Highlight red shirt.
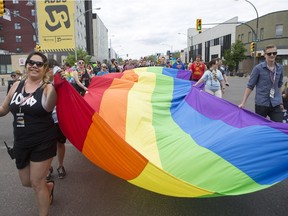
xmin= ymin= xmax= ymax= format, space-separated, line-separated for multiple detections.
xmin=190 ymin=62 xmax=206 ymax=81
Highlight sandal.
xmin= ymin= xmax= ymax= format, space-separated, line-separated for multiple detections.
xmin=47 ymin=180 xmax=55 ymax=205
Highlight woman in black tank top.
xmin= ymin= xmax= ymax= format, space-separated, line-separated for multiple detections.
xmin=0 ymin=51 xmax=63 ymax=216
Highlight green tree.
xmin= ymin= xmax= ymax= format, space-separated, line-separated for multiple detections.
xmin=224 ymin=40 xmax=246 ymax=73
xmin=65 ymin=48 xmax=91 ymax=66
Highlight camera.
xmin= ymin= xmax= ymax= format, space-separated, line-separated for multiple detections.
xmin=4 ymin=141 xmax=15 ymax=160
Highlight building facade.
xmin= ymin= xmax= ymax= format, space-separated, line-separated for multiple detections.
xmin=236 ymin=10 xmax=288 ymax=75
xmin=0 ymin=0 xmax=108 ymax=74
xmin=92 ymin=13 xmax=108 ymax=63
xmin=0 ymin=0 xmax=37 ymax=55
xmin=191 ymin=17 xmax=238 ymax=63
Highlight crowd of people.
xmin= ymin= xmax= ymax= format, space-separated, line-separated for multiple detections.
xmin=0 ymin=43 xmax=286 ymax=215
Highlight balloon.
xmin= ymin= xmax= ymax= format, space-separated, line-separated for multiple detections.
xmin=54 ymin=67 xmax=288 ymax=197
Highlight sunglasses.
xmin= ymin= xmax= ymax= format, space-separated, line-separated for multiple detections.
xmin=78 ymin=61 xmax=85 ymax=65
xmin=11 ymin=75 xmax=16 ymax=78
xmin=266 ymin=52 xmax=277 ymax=56
xmin=27 ymin=59 xmax=45 ymax=68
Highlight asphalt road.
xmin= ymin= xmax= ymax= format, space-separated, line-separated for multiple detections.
xmin=1 ymin=76 xmax=288 ymax=216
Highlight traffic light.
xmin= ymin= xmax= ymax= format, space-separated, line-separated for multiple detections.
xmin=250 ymin=42 xmax=255 ymax=52
xmin=196 ymin=19 xmax=202 ymax=32
xmin=0 ymin=0 xmax=5 ymax=17
xmin=35 ymin=44 xmax=41 ymax=52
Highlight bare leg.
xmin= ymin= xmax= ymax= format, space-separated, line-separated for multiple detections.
xmin=30 ymin=158 xmax=53 ymax=216
xmin=18 ymin=165 xmax=32 ymax=187
xmin=57 ymin=142 xmax=65 ymax=168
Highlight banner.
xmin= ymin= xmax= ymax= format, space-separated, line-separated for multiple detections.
xmin=37 ymin=1 xmax=75 ymax=52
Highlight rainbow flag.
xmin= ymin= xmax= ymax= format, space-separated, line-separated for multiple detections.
xmin=54 ymin=67 xmax=288 ymax=197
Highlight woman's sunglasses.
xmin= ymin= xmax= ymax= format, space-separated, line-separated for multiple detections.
xmin=27 ymin=59 xmax=45 ymax=68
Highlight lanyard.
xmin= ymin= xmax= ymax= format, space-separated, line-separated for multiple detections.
xmin=269 ymin=67 xmax=276 ymax=86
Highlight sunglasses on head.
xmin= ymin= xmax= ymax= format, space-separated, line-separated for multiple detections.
xmin=78 ymin=61 xmax=84 ymax=65
xmin=266 ymin=52 xmax=277 ymax=56
xmin=27 ymin=59 xmax=44 ymax=68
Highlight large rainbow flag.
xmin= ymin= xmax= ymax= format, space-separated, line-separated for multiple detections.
xmin=54 ymin=67 xmax=288 ymax=198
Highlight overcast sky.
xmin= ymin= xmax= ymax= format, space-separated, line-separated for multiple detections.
xmin=93 ymin=0 xmax=287 ymax=60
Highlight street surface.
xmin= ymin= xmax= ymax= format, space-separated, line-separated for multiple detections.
xmin=1 ymin=75 xmax=288 ymax=216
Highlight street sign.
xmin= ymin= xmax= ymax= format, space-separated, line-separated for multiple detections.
xmin=3 ymin=8 xmax=11 ymax=21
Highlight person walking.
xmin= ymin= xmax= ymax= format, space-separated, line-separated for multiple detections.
xmin=7 ymin=70 xmax=22 ymax=94
xmin=172 ymin=58 xmax=185 ymax=70
xmin=239 ymin=44 xmax=284 ymax=122
xmin=189 ymin=54 xmax=206 ymax=81
xmin=46 ymin=59 xmax=67 ymax=181
xmin=72 ymin=59 xmax=91 ymax=96
xmin=193 ymin=59 xmax=225 ymax=98
xmin=97 ymin=63 xmax=109 ymax=76
xmin=217 ymin=58 xmax=230 ymax=86
xmin=0 ymin=51 xmax=64 ymax=216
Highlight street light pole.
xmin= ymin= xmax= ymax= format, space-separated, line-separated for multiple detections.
xmin=178 ymin=33 xmax=193 ymax=63
xmin=235 ymin=0 xmax=259 ymax=66
xmin=109 ymin=35 xmax=115 ymax=60
xmin=160 ymin=43 xmax=173 ymax=53
xmin=74 ymin=7 xmax=101 ymax=61
xmin=12 ymin=12 xmax=38 ymax=45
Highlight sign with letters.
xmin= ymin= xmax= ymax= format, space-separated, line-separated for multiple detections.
xmin=37 ymin=0 xmax=75 ymax=52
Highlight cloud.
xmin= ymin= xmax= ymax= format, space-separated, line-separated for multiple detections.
xmin=94 ymin=0 xmax=287 ymax=59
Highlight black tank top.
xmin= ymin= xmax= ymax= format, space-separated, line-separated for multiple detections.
xmin=9 ymin=80 xmax=56 ymax=147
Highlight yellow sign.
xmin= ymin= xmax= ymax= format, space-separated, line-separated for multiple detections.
xmin=37 ymin=1 xmax=75 ymax=52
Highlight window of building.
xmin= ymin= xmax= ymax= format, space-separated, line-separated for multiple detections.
xmin=16 ymin=36 xmax=22 ymax=42
xmin=238 ymin=34 xmax=241 ymax=41
xmin=13 ymin=10 xmax=20 ymax=17
xmin=0 ymin=36 xmax=4 ymax=43
xmin=241 ymin=34 xmax=244 ymax=42
xmin=31 ymin=9 xmax=36 ymax=16
xmin=13 ymin=0 xmax=19 ymax=3
xmin=248 ymin=31 xmax=252 ymax=42
xmin=0 ymin=24 xmax=3 ymax=30
xmin=275 ymin=24 xmax=283 ymax=37
xmin=260 ymin=28 xmax=264 ymax=40
xmin=15 ymin=23 xmax=21 ymax=30
xmin=16 ymin=48 xmax=22 ymax=53
xmin=214 ymin=38 xmax=219 ymax=46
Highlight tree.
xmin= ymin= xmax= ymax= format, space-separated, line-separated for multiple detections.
xmin=224 ymin=40 xmax=247 ymax=73
xmin=65 ymin=48 xmax=91 ymax=66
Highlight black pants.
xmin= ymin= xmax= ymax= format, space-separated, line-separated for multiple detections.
xmin=255 ymin=104 xmax=283 ymax=122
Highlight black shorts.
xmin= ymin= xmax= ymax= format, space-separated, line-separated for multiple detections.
xmin=14 ymin=140 xmax=57 ymax=169
xmin=55 ymin=123 xmax=67 ymax=144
